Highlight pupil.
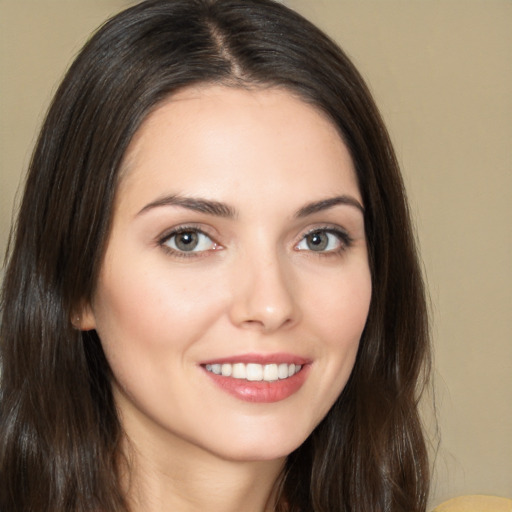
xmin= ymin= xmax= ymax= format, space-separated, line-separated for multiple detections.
xmin=307 ymin=232 xmax=328 ymax=251
xmin=176 ymin=232 xmax=198 ymax=251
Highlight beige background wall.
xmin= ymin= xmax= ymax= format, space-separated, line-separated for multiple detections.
xmin=1 ymin=0 xmax=511 ymax=506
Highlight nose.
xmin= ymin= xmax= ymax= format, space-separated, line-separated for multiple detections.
xmin=228 ymin=249 xmax=299 ymax=333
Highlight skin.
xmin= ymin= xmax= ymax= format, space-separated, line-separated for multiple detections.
xmin=81 ymin=85 xmax=372 ymax=512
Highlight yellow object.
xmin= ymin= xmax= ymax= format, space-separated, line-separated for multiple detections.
xmin=433 ymin=495 xmax=512 ymax=512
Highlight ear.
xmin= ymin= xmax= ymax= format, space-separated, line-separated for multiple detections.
xmin=72 ymin=302 xmax=97 ymax=331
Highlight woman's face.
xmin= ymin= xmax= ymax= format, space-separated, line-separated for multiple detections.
xmin=82 ymin=85 xmax=371 ymax=462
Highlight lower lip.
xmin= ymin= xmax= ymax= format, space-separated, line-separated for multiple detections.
xmin=202 ymin=366 xmax=310 ymax=403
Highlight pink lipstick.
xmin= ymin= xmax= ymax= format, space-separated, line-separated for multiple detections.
xmin=200 ymin=353 xmax=310 ymax=403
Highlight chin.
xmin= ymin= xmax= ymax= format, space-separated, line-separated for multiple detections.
xmin=199 ymin=424 xmax=313 ymax=463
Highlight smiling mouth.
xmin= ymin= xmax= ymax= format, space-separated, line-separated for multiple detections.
xmin=204 ymin=362 xmax=302 ymax=382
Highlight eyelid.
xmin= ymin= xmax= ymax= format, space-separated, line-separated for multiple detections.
xmin=158 ymin=224 xmax=222 ymax=257
xmin=295 ymin=225 xmax=353 ymax=252
xmin=156 ymin=223 xmax=353 ymax=258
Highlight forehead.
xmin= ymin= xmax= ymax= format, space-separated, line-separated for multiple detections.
xmin=117 ymin=85 xmax=360 ymax=210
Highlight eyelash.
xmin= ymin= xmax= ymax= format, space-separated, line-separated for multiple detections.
xmin=158 ymin=225 xmax=219 ymax=259
xmin=296 ymin=227 xmax=353 ymax=255
xmin=158 ymin=225 xmax=353 ymax=259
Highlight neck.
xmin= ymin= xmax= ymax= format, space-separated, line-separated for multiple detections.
xmin=118 ymin=411 xmax=286 ymax=512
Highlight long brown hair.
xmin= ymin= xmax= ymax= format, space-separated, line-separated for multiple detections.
xmin=0 ymin=1 xmax=431 ymax=510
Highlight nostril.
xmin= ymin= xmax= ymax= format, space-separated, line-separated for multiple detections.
xmin=228 ymin=263 xmax=299 ymax=332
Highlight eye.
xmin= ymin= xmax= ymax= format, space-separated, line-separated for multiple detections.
xmin=296 ymin=228 xmax=350 ymax=253
xmin=162 ymin=228 xmax=218 ymax=254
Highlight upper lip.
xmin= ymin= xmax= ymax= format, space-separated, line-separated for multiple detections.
xmin=200 ymin=353 xmax=311 ymax=366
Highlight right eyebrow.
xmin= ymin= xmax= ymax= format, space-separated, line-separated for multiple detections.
xmin=136 ymin=195 xmax=237 ymax=218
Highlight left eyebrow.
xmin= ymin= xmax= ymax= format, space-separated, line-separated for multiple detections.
xmin=295 ymin=195 xmax=364 ymax=218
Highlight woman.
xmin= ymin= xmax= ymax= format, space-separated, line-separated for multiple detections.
xmin=0 ymin=0 xmax=431 ymax=510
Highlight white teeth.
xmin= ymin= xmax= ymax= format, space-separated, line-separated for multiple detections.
xmin=246 ymin=363 xmax=263 ymax=381
xmin=278 ymin=363 xmax=289 ymax=379
xmin=221 ymin=363 xmax=232 ymax=377
xmin=205 ymin=362 xmax=302 ymax=382
xmin=263 ymin=363 xmax=278 ymax=381
xmin=232 ymin=363 xmax=246 ymax=379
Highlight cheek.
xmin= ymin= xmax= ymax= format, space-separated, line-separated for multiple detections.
xmin=283 ymin=265 xmax=371 ymax=434
xmin=308 ymin=265 xmax=372 ymax=344
xmin=307 ymin=264 xmax=371 ymax=393
xmin=91 ymin=261 xmax=227 ymax=365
